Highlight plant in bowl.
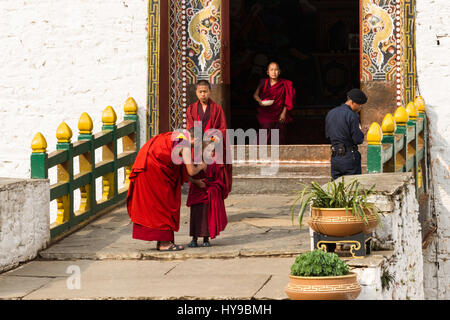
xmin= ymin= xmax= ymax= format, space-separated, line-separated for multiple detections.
xmin=290 ymin=177 xmax=382 ymax=237
xmin=285 ymin=249 xmax=361 ymax=300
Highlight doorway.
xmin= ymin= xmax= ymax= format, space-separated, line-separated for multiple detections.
xmin=229 ymin=0 xmax=360 ymax=144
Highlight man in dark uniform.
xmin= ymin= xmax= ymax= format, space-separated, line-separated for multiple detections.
xmin=325 ymin=88 xmax=367 ymax=180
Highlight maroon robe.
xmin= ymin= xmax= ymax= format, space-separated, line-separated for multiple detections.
xmin=186 ymin=99 xmax=232 ymax=198
xmin=186 ymin=162 xmax=227 ymax=239
xmin=126 ymin=132 xmax=188 ymax=242
xmin=257 ymin=78 xmax=296 ymax=144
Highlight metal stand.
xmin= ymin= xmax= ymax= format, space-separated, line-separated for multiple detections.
xmin=313 ymin=232 xmax=372 ymax=258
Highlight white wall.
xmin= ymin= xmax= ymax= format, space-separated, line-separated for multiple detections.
xmin=416 ymin=0 xmax=450 ymax=300
xmin=0 ymin=0 xmax=148 ymax=180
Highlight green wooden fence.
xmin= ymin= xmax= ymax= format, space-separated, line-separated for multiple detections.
xmin=366 ymin=96 xmax=428 ymax=196
xmin=30 ymin=98 xmax=139 ymax=239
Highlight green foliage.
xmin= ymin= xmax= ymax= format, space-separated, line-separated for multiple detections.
xmin=290 ymin=177 xmax=382 ymax=228
xmin=381 ymin=268 xmax=394 ymax=291
xmin=290 ymin=250 xmax=350 ymax=277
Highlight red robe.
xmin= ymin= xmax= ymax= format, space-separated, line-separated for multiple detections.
xmin=257 ymin=78 xmax=296 ymax=125
xmin=186 ymin=99 xmax=232 ymax=199
xmin=186 ymin=162 xmax=227 ymax=240
xmin=126 ymin=132 xmax=188 ymax=241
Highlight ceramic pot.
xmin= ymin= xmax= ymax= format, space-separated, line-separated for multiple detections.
xmin=285 ymin=272 xmax=361 ymax=300
xmin=307 ymin=207 xmax=379 ymax=237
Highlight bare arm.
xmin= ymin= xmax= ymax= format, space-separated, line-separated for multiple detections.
xmin=253 ymin=86 xmax=264 ymax=106
xmin=279 ymin=106 xmax=287 ymax=123
xmin=182 ymin=147 xmax=206 ymax=176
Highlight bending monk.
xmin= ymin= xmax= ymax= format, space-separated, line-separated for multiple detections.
xmin=126 ymin=129 xmax=206 ymax=251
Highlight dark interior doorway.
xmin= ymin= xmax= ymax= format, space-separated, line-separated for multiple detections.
xmin=230 ymin=0 xmax=360 ymax=144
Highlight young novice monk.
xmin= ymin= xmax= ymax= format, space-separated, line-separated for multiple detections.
xmin=186 ymin=79 xmax=232 ymax=199
xmin=186 ymin=140 xmax=227 ymax=247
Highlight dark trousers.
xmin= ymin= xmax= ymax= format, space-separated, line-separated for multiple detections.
xmin=190 ymin=203 xmax=209 ymax=237
xmin=331 ymin=150 xmax=362 ymax=180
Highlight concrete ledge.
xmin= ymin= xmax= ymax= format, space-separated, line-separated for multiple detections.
xmin=0 ymin=177 xmax=50 ymax=273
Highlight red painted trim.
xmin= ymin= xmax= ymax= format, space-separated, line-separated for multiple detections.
xmin=359 ymin=0 xmax=362 ymax=86
xmin=221 ymin=0 xmax=230 ymax=85
xmin=159 ymin=0 xmax=170 ymax=133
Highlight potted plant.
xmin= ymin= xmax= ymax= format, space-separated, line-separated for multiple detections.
xmin=291 ymin=177 xmax=381 ymax=237
xmin=285 ymin=249 xmax=361 ymax=300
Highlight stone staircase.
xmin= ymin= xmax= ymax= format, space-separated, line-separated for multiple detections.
xmin=231 ymin=144 xmax=367 ymax=194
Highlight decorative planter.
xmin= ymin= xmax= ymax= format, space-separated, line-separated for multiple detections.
xmin=308 ymin=207 xmax=379 ymax=237
xmin=285 ymin=272 xmax=361 ymax=300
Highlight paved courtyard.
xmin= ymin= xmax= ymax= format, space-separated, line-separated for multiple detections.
xmin=0 ymin=194 xmax=311 ymax=300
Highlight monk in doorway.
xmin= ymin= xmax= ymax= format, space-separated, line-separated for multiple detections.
xmin=253 ymin=62 xmax=296 ymax=145
xmin=126 ymin=129 xmax=206 ymax=251
xmin=186 ymin=140 xmax=228 ymax=247
xmin=186 ymin=80 xmax=232 ymax=199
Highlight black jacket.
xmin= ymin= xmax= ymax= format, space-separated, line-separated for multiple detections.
xmin=325 ymin=103 xmax=364 ymax=148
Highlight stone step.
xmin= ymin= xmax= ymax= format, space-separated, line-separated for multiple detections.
xmin=186 ymin=144 xmax=369 ymax=194
xmin=232 ymin=162 xmax=331 ymax=176
xmin=231 ymin=144 xmax=367 ymax=162
xmin=230 ymin=162 xmax=367 ymax=194
xmin=230 ymin=174 xmax=331 ymax=195
xmin=232 ymin=144 xmax=331 ymax=162
xmin=233 ymin=163 xmax=367 ymax=175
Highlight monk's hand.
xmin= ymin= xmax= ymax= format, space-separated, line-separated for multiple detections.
xmin=279 ymin=112 xmax=286 ymax=123
xmin=197 ymin=179 xmax=206 ymax=189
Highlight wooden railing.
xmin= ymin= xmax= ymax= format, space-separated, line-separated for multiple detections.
xmin=30 ymin=98 xmax=139 ymax=238
xmin=366 ymin=96 xmax=428 ymax=196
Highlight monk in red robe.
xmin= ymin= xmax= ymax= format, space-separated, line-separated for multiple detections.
xmin=186 ymin=142 xmax=227 ymax=247
xmin=186 ymin=79 xmax=232 ymax=199
xmin=126 ymin=130 xmax=206 ymax=251
xmin=253 ymin=62 xmax=296 ymax=145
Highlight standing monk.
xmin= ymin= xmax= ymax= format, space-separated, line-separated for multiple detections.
xmin=186 ymin=80 xmax=232 ymax=198
xmin=127 ymin=130 xmax=206 ymax=251
xmin=253 ymin=62 xmax=296 ymax=145
xmin=325 ymin=88 xmax=367 ymax=180
xmin=186 ymin=141 xmax=228 ymax=248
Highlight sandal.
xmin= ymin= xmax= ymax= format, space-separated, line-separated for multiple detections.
xmin=188 ymin=240 xmax=198 ymax=248
xmin=158 ymin=243 xmax=184 ymax=251
xmin=156 ymin=241 xmax=161 ymax=250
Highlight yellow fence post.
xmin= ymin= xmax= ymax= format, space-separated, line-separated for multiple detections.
xmin=31 ymin=132 xmax=48 ymax=179
xmin=123 ymin=97 xmax=138 ymax=187
xmin=406 ymin=101 xmax=419 ymax=194
xmin=77 ymin=112 xmax=94 ymax=214
xmin=30 ymin=97 xmax=139 ymax=239
xmin=381 ymin=113 xmax=396 ymax=172
xmin=101 ymin=106 xmax=117 ymax=201
xmin=55 ymin=122 xmax=73 ymax=225
xmin=394 ymin=106 xmax=409 ymax=171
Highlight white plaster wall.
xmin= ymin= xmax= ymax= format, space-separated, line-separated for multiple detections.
xmin=386 ymin=182 xmax=424 ymax=300
xmin=416 ymin=0 xmax=450 ymax=300
xmin=0 ymin=178 xmax=50 ymax=273
xmin=358 ymin=175 xmax=424 ymax=300
xmin=0 ymin=0 xmax=148 ymax=180
xmin=312 ymin=173 xmax=424 ymax=300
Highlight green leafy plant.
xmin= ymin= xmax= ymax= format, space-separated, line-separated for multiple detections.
xmin=290 ymin=250 xmax=350 ymax=277
xmin=381 ymin=268 xmax=394 ymax=291
xmin=290 ymin=177 xmax=382 ymax=228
